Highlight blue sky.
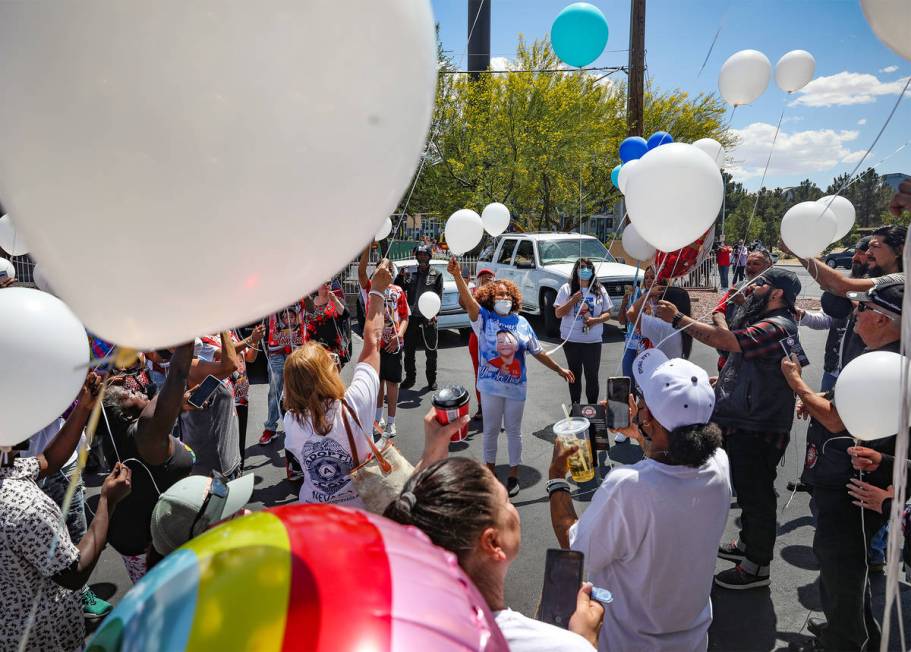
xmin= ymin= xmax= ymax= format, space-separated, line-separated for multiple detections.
xmin=430 ymin=0 xmax=910 ymax=191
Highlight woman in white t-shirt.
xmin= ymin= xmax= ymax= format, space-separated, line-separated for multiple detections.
xmin=554 ymin=258 xmax=613 ymax=405
xmin=384 ymin=457 xmax=601 ymax=652
xmin=282 ymin=260 xmax=393 ymax=508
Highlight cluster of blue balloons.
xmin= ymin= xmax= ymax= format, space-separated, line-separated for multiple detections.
xmin=611 ymin=131 xmax=674 ymax=191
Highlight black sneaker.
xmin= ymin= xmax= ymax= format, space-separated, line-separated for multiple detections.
xmin=718 ymin=539 xmax=747 ymax=562
xmin=400 ymin=377 xmax=416 ymax=389
xmin=427 ymin=381 xmax=438 ymax=391
xmin=507 ymin=476 xmax=520 ymax=497
xmin=714 ymin=564 xmax=771 ymax=590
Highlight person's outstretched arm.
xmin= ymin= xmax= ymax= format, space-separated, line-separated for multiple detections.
xmin=449 ymin=257 xmax=480 ymax=322
xmin=39 ymin=373 xmax=102 ymax=479
xmin=359 ymin=259 xmax=393 ymax=374
xmin=358 ymin=245 xmax=371 ymax=290
xmin=135 ymin=343 xmax=193 ymax=464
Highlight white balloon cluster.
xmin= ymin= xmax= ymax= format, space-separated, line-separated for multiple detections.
xmin=0 ymin=1 xmax=437 ymax=349
xmin=621 ymin=224 xmax=656 ymax=262
xmin=780 ymin=202 xmax=838 ymax=258
xmin=718 ymin=48 xmax=815 ymax=106
xmin=445 ymin=203 xmax=511 ymax=256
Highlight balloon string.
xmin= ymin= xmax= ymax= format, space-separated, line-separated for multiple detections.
xmin=741 ymin=105 xmax=785 ymax=243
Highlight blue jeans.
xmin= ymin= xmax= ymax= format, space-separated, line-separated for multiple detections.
xmin=622 ymin=346 xmax=638 ymax=391
xmin=264 ymin=353 xmax=287 ymax=431
xmin=719 ymin=265 xmax=730 ymax=288
xmin=820 ymin=371 xmax=838 ymax=393
xmin=870 ymin=523 xmax=888 ymax=564
xmin=39 ymin=460 xmax=87 ymax=544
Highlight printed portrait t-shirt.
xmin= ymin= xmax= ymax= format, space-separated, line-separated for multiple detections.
xmin=361 ymin=281 xmax=410 ymax=350
xmin=471 ymin=306 xmax=543 ymax=402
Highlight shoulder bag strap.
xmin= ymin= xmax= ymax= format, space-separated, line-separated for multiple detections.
xmin=340 ymin=398 xmax=392 ymax=473
xmin=339 ymin=401 xmax=361 ymax=468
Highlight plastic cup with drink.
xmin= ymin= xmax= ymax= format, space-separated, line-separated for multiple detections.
xmin=553 ymin=416 xmax=595 ymax=483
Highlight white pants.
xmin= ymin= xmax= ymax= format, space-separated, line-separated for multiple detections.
xmin=480 ymin=392 xmax=526 ymax=467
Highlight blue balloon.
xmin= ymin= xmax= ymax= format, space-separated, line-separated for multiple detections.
xmin=551 ymin=3 xmax=609 ymax=68
xmin=647 ymin=131 xmax=674 ymax=150
xmin=619 ymin=136 xmax=648 ymax=163
xmin=611 ymin=164 xmax=622 ymax=189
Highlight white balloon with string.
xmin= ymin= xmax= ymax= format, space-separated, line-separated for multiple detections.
xmin=617 ymin=160 xmax=639 ymax=194
xmin=0 ymin=215 xmax=28 ymax=256
xmin=780 ymin=202 xmax=838 ymax=258
xmin=692 ymin=138 xmax=725 ymax=168
xmin=0 ymin=257 xmax=14 ymax=281
xmin=418 ymin=292 xmax=441 ymax=320
xmin=0 ymin=1 xmax=437 ymax=349
xmin=375 ymin=217 xmax=393 ymax=242
xmin=775 ymin=50 xmax=815 ymax=93
xmin=481 ymin=203 xmax=510 ymax=237
xmin=861 ymin=0 xmax=911 ymax=62
xmin=835 ymin=351 xmax=907 ymax=441
xmin=624 ymin=143 xmax=724 ymax=253
xmin=621 ymin=223 xmax=655 ymax=262
xmin=718 ymin=50 xmax=772 ymax=106
xmin=0 ymin=288 xmax=89 ymax=446
xmin=445 ymin=209 xmax=484 ymax=255
xmin=817 ymin=195 xmax=856 ymax=242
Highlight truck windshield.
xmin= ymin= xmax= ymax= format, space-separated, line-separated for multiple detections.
xmin=538 ymin=239 xmax=614 ymax=266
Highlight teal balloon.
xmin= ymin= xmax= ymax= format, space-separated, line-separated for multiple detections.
xmin=551 ymin=3 xmax=609 ymax=68
xmin=611 ymin=164 xmax=622 ymax=189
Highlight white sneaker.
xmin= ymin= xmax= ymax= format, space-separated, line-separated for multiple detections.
xmin=614 ymin=433 xmax=628 ymax=443
xmin=384 ymin=423 xmax=398 ymax=439
xmin=373 ymin=419 xmax=386 ymax=439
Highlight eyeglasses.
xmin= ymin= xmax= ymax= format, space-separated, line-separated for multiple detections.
xmin=188 ymin=471 xmax=229 ymax=540
xmin=856 ymin=302 xmax=897 ymax=320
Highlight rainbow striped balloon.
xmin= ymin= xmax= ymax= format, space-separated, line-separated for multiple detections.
xmin=87 ymin=504 xmax=508 ymax=651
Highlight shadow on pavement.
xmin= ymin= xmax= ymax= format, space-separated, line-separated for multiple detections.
xmin=780 ymin=544 xmax=819 ymax=571
xmin=709 ymin=585 xmax=777 ymax=651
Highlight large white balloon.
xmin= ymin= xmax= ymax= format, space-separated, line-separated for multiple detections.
xmin=445 ymin=210 xmax=484 ymax=256
xmin=718 ymin=50 xmax=772 ymax=106
xmin=861 ymin=0 xmax=911 ymax=62
xmin=780 ymin=202 xmax=838 ymax=258
xmin=617 ymin=160 xmax=639 ymax=194
xmin=481 ymin=203 xmax=510 ymax=237
xmin=692 ymin=138 xmax=726 ymax=168
xmin=621 ymin=224 xmax=656 ymax=262
xmin=817 ymin=195 xmax=856 ymax=242
xmin=0 ymin=288 xmax=90 ymax=446
xmin=624 ymin=144 xmax=724 ymax=252
xmin=0 ymin=257 xmax=15 ymax=280
xmin=775 ymin=50 xmax=815 ymax=93
xmin=835 ymin=351 xmax=908 ymax=441
xmin=0 ymin=215 xmax=29 ymax=256
xmin=418 ymin=291 xmax=441 ymax=320
xmin=32 ymin=265 xmax=53 ymax=293
xmin=0 ymin=1 xmax=436 ymax=349
xmin=375 ymin=217 xmax=393 ymax=242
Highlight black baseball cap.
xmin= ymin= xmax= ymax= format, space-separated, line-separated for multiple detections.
xmin=846 ymin=281 xmax=903 ymax=319
xmin=760 ymin=267 xmax=802 ymax=306
xmin=820 ymin=291 xmax=853 ymax=319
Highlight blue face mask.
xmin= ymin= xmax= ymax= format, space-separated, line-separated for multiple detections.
xmin=578 ymin=267 xmax=593 ymax=281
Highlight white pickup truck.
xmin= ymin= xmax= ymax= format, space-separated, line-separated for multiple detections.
xmin=478 ymin=233 xmax=642 ymax=336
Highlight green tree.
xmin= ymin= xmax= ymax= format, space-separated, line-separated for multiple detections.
xmin=407 ymin=38 xmax=734 ymax=234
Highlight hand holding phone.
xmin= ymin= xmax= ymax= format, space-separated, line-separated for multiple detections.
xmin=187 ymin=375 xmax=221 ymax=409
xmin=539 ymin=549 xmax=584 ymax=629
xmin=607 ymin=377 xmax=631 ymax=429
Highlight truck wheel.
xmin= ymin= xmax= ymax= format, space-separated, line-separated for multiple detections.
xmin=542 ymin=289 xmax=559 ymax=337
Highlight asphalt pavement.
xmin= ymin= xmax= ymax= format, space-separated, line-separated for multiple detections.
xmin=83 ymin=278 xmax=910 ymax=651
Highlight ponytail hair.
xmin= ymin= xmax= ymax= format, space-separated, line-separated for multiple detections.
xmin=667 ymin=422 xmax=722 ymax=468
xmin=384 ymin=457 xmax=499 ymax=564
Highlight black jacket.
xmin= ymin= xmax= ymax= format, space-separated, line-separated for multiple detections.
xmin=395 ymin=265 xmax=443 ymax=322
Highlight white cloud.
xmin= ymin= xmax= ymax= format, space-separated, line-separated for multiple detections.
xmin=489 ymin=56 xmax=512 ymax=72
xmin=789 ymin=71 xmax=910 ymax=107
xmin=782 ymin=115 xmax=804 ymax=123
xmin=727 ymin=122 xmax=866 ymax=183
xmin=880 ymin=65 xmax=899 ymax=74
xmin=857 ymin=118 xmax=867 ymax=125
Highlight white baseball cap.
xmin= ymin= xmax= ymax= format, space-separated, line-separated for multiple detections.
xmin=632 ymin=349 xmax=715 ymax=431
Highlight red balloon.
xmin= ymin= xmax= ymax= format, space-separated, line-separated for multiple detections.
xmin=654 ymin=229 xmax=714 ymax=281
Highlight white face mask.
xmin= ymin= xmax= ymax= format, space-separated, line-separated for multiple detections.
xmin=494 ymin=299 xmax=512 ymax=315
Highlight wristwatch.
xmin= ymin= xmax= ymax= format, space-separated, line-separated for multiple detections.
xmin=672 ymin=312 xmax=684 ymax=328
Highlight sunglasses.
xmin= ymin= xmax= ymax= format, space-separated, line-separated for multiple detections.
xmin=751 ymin=278 xmax=769 ymax=287
xmin=188 ymin=471 xmax=229 ymax=540
xmin=856 ymin=302 xmax=896 ymax=320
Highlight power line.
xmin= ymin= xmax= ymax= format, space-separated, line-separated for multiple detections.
xmin=440 ymin=65 xmax=627 ymax=76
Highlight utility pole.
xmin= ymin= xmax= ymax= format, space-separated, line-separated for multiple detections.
xmin=626 ymin=0 xmax=646 ymax=137
xmin=467 ymin=0 xmax=491 ymax=81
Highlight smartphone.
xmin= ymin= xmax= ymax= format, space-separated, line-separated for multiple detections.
xmin=539 ymin=549 xmax=584 ymax=628
xmin=187 ymin=375 xmax=222 ymax=409
xmin=0 ymin=270 xmax=7 ymax=280
xmin=607 ymin=376 xmax=631 ymax=429
xmin=780 ymin=335 xmax=810 ymax=367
